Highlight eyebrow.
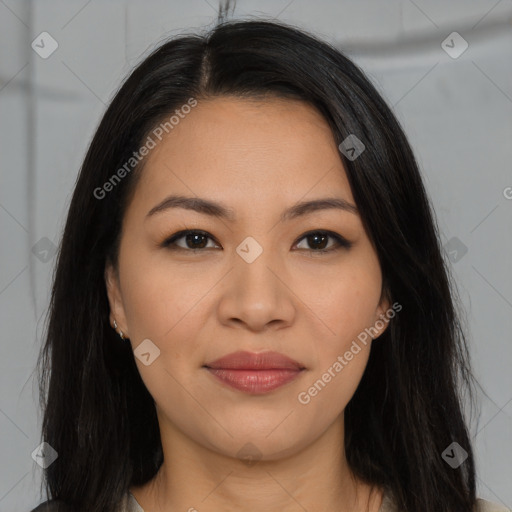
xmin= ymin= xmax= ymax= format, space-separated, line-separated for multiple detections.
xmin=146 ymin=194 xmax=358 ymax=222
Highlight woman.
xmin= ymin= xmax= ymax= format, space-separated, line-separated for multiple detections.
xmin=31 ymin=16 xmax=509 ymax=512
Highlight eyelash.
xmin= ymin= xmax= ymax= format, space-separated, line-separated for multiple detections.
xmin=161 ymin=229 xmax=352 ymax=255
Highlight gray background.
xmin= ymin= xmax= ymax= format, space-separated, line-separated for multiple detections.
xmin=0 ymin=1 xmax=511 ymax=510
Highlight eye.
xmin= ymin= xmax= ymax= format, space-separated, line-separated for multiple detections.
xmin=162 ymin=230 xmax=219 ymax=251
xmin=162 ymin=229 xmax=352 ymax=254
xmin=293 ymin=230 xmax=352 ymax=254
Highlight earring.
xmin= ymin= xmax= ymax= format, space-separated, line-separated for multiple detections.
xmin=113 ymin=319 xmax=125 ymax=340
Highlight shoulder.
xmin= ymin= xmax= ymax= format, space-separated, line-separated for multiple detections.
xmin=475 ymin=498 xmax=511 ymax=512
xmin=382 ymin=492 xmax=510 ymax=512
xmin=30 ymin=493 xmax=134 ymax=512
xmin=32 ymin=496 xmax=509 ymax=512
xmin=30 ymin=501 xmax=72 ymax=512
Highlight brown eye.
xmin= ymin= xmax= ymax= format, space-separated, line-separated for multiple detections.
xmin=162 ymin=229 xmax=352 ymax=254
xmin=294 ymin=231 xmax=352 ymax=253
xmin=162 ymin=230 xmax=219 ymax=251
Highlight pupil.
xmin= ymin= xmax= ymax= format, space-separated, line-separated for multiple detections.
xmin=187 ymin=233 xmax=207 ymax=249
xmin=309 ymin=233 xmax=327 ymax=250
xmin=183 ymin=233 xmax=328 ymax=250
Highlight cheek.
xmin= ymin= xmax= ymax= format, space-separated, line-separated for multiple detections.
xmin=296 ymin=295 xmax=375 ymax=426
xmin=296 ymin=256 xmax=382 ymax=348
xmin=298 ymin=348 xmax=371 ymax=430
xmin=119 ymin=241 xmax=215 ymax=343
xmin=119 ymin=259 xmax=213 ymax=412
xmin=291 ymin=257 xmax=380 ymax=417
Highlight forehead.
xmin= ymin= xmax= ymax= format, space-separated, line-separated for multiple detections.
xmin=131 ymin=96 xmax=355 ymax=214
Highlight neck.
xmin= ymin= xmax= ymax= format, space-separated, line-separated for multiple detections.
xmin=130 ymin=413 xmax=384 ymax=512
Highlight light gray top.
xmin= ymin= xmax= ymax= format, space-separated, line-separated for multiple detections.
xmin=125 ymin=490 xmax=511 ymax=512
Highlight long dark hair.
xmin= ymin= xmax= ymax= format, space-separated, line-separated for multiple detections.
xmin=35 ymin=16 xmax=479 ymax=512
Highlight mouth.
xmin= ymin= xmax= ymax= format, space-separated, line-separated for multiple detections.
xmin=203 ymin=367 xmax=305 ymax=394
xmin=203 ymin=350 xmax=306 ymax=394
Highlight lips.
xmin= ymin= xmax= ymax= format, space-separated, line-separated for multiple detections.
xmin=203 ymin=351 xmax=305 ymax=394
xmin=204 ymin=350 xmax=305 ymax=371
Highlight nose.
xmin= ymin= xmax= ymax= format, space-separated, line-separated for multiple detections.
xmin=216 ymin=242 xmax=296 ymax=333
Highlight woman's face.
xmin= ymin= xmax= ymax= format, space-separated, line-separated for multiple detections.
xmin=105 ymin=96 xmax=390 ymax=461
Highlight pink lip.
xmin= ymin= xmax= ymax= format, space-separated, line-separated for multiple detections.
xmin=205 ymin=350 xmax=304 ymax=370
xmin=203 ymin=351 xmax=305 ymax=394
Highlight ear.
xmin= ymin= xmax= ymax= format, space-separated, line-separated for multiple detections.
xmin=105 ymin=260 xmax=129 ymax=337
xmin=373 ymin=288 xmax=392 ymax=340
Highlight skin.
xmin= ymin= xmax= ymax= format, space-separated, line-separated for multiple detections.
xmin=105 ymin=96 xmax=391 ymax=512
